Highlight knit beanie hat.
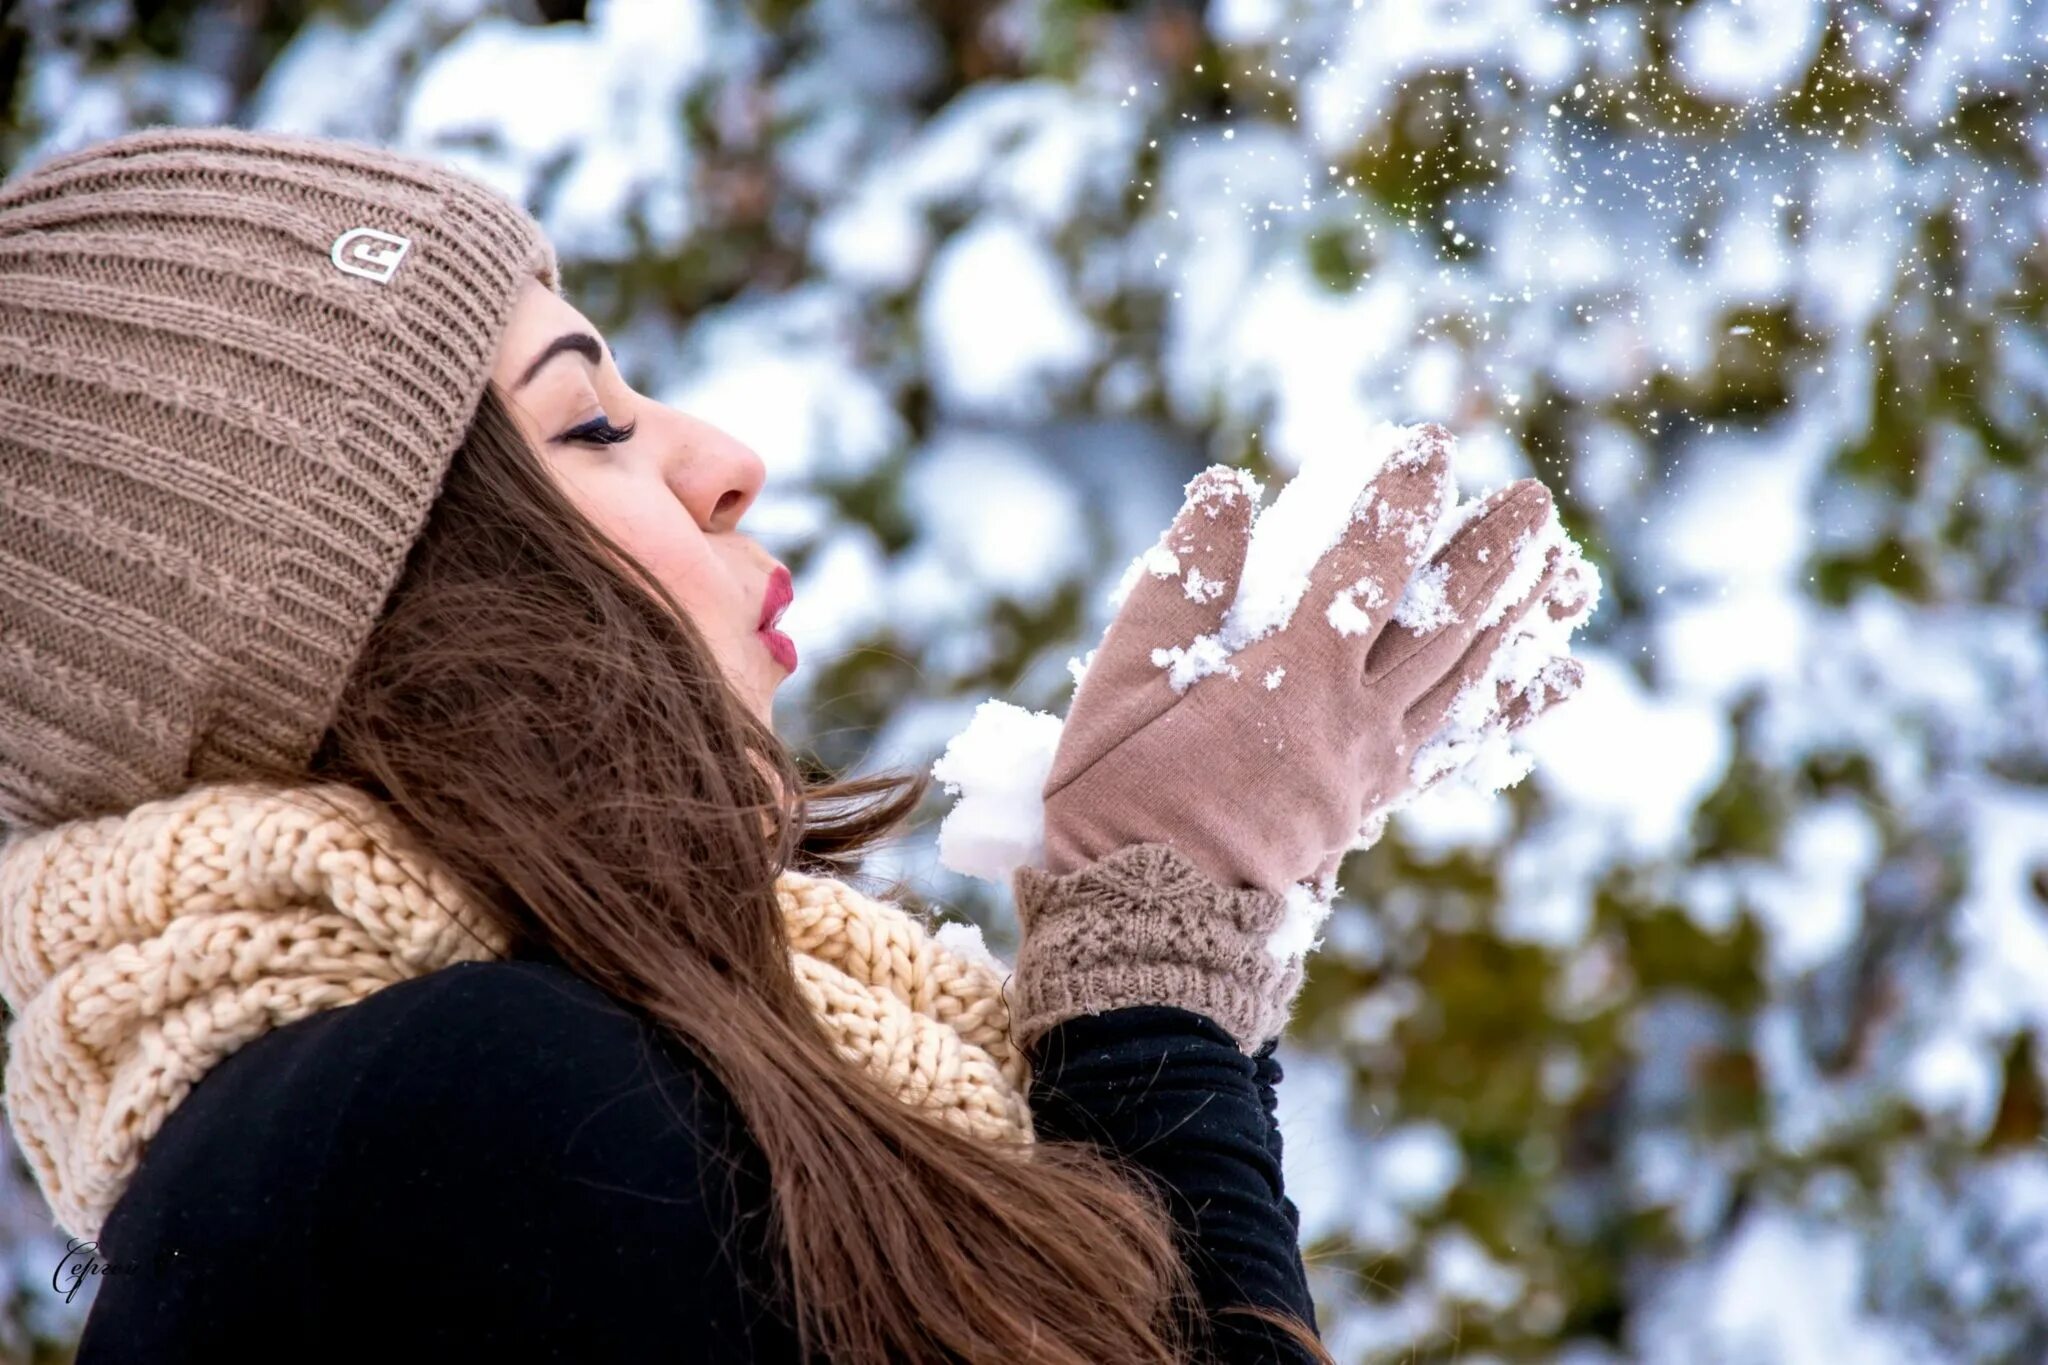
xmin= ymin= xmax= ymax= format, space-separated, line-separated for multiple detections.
xmin=0 ymin=125 xmax=561 ymax=836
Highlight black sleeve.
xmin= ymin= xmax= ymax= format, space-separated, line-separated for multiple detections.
xmin=1251 ymin=1041 xmax=1310 ymax=1289
xmin=305 ymin=961 xmax=801 ymax=1362
xmin=1026 ymin=1005 xmax=1322 ymax=1363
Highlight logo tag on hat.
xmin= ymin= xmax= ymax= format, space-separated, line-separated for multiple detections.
xmin=330 ymin=227 xmax=412 ymax=284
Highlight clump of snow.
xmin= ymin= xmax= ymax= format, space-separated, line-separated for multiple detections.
xmin=928 ymin=700 xmax=1064 ymax=884
xmin=931 ymin=919 xmax=1007 ymax=974
xmin=1181 ymin=564 xmax=1230 ymax=606
xmin=1389 ymin=482 xmax=1496 ymax=633
xmin=1111 ymin=541 xmax=1181 ymax=611
xmin=1267 ymin=879 xmax=1339 ymax=962
xmin=1152 ymin=632 xmax=1243 ymax=694
xmin=1474 ymin=520 xmax=1567 ymax=632
xmin=1222 ymin=420 xmax=1452 ymax=648
xmin=1391 ymin=561 xmax=1457 ymax=633
xmin=1143 ymin=421 xmax=1456 ymax=693
xmin=1325 ymin=571 xmax=1387 ymax=636
xmin=1409 ymin=481 xmax=1494 ymax=566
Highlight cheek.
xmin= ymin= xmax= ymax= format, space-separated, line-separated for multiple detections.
xmin=560 ymin=472 xmax=728 ymax=624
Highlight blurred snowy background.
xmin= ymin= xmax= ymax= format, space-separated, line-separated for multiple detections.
xmin=2 ymin=0 xmax=2045 ymax=1359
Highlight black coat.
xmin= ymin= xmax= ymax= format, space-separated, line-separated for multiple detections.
xmin=72 ymin=941 xmax=1322 ymax=1362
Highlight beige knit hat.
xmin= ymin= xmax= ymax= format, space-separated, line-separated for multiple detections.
xmin=0 ymin=125 xmax=561 ymax=835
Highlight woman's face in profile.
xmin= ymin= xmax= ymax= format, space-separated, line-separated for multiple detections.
xmin=489 ymin=278 xmax=795 ymax=728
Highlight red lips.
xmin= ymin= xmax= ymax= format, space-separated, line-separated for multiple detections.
xmin=758 ymin=565 xmax=792 ymax=631
xmin=757 ymin=566 xmax=798 ymax=673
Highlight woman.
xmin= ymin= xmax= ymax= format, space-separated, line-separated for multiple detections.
xmin=0 ymin=127 xmax=1582 ymax=1362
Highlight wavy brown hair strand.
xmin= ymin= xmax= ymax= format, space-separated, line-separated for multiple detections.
xmin=274 ymin=381 xmax=1337 ymax=1363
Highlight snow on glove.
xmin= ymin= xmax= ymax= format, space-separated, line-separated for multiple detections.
xmin=1007 ymin=421 xmax=1592 ymax=1052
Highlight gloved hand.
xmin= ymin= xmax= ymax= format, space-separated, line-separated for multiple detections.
xmin=1010 ymin=423 xmax=1589 ymax=1053
xmin=1044 ymin=424 xmax=1576 ymax=897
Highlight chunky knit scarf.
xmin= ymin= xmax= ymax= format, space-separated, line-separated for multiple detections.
xmin=0 ymin=783 xmax=1033 ymax=1241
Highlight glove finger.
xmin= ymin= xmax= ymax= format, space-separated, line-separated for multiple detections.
xmin=1045 ymin=466 xmax=1258 ymax=796
xmin=1482 ymin=557 xmax=1596 ymax=736
xmin=1403 ymin=653 xmax=1582 ymax=804
xmin=1438 ymin=649 xmax=1586 ymax=745
xmin=1542 ymin=552 xmax=1598 ymax=628
xmin=1227 ymin=423 xmax=1455 ymax=694
xmin=1363 ymin=478 xmax=1557 ymax=701
xmin=1501 ymin=655 xmax=1585 ymax=732
xmin=1401 ymin=542 xmax=1565 ymax=742
xmin=1126 ymin=464 xmax=1261 ymax=659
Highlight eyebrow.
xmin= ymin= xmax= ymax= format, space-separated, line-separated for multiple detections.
xmin=514 ymin=331 xmax=611 ymax=391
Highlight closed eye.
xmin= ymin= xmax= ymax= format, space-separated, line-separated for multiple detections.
xmin=562 ymin=415 xmax=638 ymax=446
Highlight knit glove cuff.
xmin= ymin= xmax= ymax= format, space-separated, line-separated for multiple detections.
xmin=1010 ymin=842 xmax=1306 ymax=1056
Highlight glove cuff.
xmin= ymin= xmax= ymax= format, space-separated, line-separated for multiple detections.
xmin=1010 ymin=842 xmax=1306 ymax=1055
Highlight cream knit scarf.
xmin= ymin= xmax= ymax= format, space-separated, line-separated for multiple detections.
xmin=0 ymin=783 xmax=1033 ymax=1242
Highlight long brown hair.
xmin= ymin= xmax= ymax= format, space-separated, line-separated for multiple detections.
xmin=297 ymin=381 xmax=1330 ymax=1363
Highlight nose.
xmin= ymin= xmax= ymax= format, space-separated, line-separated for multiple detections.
xmin=663 ymin=408 xmax=767 ymax=534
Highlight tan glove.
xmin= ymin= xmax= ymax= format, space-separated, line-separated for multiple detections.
xmin=1011 ymin=423 xmax=1586 ymax=1052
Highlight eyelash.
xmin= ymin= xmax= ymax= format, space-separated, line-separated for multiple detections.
xmin=562 ymin=415 xmax=637 ymax=446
